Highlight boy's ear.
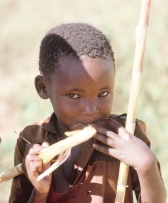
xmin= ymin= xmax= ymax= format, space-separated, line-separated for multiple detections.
xmin=35 ymin=75 xmax=49 ymax=99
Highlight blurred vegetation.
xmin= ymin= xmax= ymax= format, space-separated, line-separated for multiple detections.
xmin=0 ymin=0 xmax=167 ymax=202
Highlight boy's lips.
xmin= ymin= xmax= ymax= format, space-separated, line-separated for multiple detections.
xmin=70 ymin=118 xmax=106 ymax=130
xmin=78 ymin=119 xmax=102 ymax=125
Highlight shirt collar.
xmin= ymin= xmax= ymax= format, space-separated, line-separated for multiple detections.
xmin=42 ymin=113 xmax=70 ymax=138
xmin=42 ymin=113 xmax=59 ymax=134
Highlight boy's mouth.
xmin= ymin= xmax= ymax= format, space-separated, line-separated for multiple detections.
xmin=70 ymin=119 xmax=104 ymax=130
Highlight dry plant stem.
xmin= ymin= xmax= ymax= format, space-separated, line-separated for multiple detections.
xmin=0 ymin=133 xmax=29 ymax=183
xmin=115 ymin=0 xmax=151 ymax=202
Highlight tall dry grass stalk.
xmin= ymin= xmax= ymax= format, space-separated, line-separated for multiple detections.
xmin=115 ymin=0 xmax=151 ymax=202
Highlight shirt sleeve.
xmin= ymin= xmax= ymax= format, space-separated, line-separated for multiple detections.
xmin=9 ymin=131 xmax=33 ymax=203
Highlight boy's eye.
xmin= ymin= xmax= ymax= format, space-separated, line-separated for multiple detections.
xmin=98 ymin=91 xmax=109 ymax=97
xmin=67 ymin=93 xmax=80 ymax=99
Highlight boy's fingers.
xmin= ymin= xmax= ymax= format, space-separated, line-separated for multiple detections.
xmin=93 ymin=133 xmax=117 ymax=148
xmin=24 ymin=143 xmax=42 ymax=158
xmin=24 ymin=144 xmax=35 ymax=157
xmin=92 ymin=118 xmax=132 ymax=142
xmin=42 ymin=141 xmax=49 ymax=147
xmin=29 ymin=160 xmax=43 ymax=172
xmin=91 ymin=124 xmax=116 ymax=139
xmin=43 ymin=162 xmax=51 ymax=171
xmin=106 ymin=117 xmax=127 ymax=135
xmin=27 ymin=143 xmax=49 ymax=155
xmin=23 ymin=156 xmax=40 ymax=176
xmin=29 ymin=145 xmax=43 ymax=155
xmin=93 ymin=143 xmax=116 ymax=157
xmin=26 ymin=154 xmax=42 ymax=163
xmin=28 ymin=158 xmax=51 ymax=172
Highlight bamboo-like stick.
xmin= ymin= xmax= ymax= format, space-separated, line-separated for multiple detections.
xmin=115 ymin=0 xmax=151 ymax=202
xmin=0 ymin=126 xmax=96 ymax=182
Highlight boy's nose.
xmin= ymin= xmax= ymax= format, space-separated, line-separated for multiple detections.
xmin=82 ymin=103 xmax=98 ymax=116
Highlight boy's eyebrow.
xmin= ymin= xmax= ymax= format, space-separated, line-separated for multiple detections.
xmin=67 ymin=88 xmax=85 ymax=92
xmin=67 ymin=86 xmax=113 ymax=93
xmin=99 ymin=86 xmax=113 ymax=91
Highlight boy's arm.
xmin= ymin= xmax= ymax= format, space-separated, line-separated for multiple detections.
xmin=28 ymin=189 xmax=48 ymax=203
xmin=23 ymin=142 xmax=52 ymax=203
xmin=136 ymin=158 xmax=166 ymax=203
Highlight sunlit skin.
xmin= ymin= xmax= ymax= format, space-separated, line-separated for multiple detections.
xmin=45 ymin=55 xmax=115 ymax=130
xmin=25 ymin=55 xmax=167 ymax=203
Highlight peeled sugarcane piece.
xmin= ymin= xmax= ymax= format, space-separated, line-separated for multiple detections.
xmin=37 ymin=148 xmax=71 ymax=181
xmin=39 ymin=126 xmax=96 ymax=164
xmin=64 ymin=130 xmax=81 ymax=137
xmin=0 ymin=163 xmax=23 ymax=183
xmin=0 ymin=126 xmax=96 ymax=183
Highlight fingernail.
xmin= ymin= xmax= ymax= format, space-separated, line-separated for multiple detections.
xmin=106 ymin=117 xmax=115 ymax=122
xmin=93 ymin=143 xmax=98 ymax=148
xmin=90 ymin=123 xmax=96 ymax=127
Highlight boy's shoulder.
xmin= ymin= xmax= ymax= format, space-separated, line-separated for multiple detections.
xmin=19 ymin=113 xmax=57 ymax=144
xmin=110 ymin=113 xmax=146 ymax=128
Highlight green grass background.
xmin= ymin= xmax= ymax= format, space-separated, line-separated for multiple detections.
xmin=0 ymin=0 xmax=167 ymax=202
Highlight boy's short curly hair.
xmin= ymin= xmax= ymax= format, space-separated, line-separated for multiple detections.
xmin=39 ymin=23 xmax=114 ymax=77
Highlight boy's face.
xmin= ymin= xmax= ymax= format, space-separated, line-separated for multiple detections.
xmin=46 ymin=55 xmax=115 ymax=129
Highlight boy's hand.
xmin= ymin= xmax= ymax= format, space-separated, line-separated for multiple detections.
xmin=92 ymin=118 xmax=155 ymax=174
xmin=23 ymin=142 xmax=52 ymax=199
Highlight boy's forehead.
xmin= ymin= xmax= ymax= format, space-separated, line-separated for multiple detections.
xmin=56 ymin=55 xmax=114 ymax=75
xmin=49 ymin=55 xmax=115 ymax=89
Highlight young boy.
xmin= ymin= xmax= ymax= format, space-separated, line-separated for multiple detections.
xmin=9 ymin=23 xmax=166 ymax=203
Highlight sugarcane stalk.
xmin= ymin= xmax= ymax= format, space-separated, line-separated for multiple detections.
xmin=0 ymin=126 xmax=96 ymax=183
xmin=0 ymin=163 xmax=23 ymax=183
xmin=39 ymin=126 xmax=96 ymax=164
xmin=115 ymin=0 xmax=151 ymax=202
